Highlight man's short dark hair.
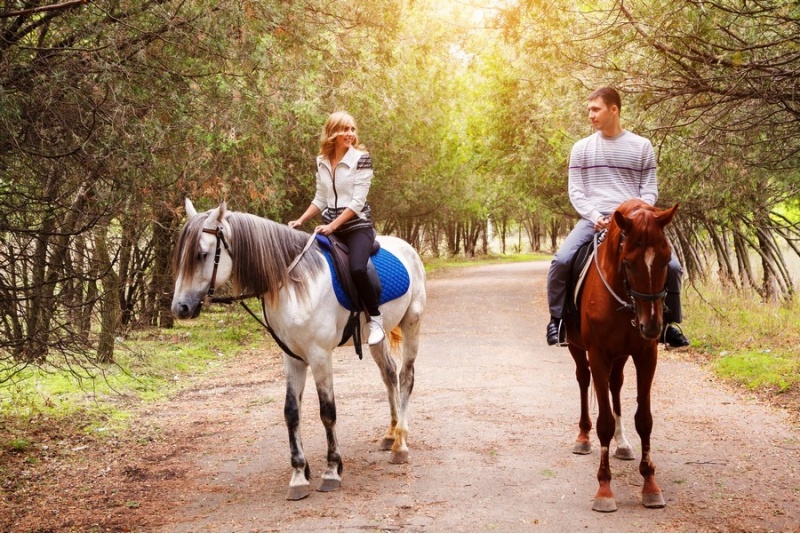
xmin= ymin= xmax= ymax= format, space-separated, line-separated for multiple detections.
xmin=589 ymin=87 xmax=622 ymax=112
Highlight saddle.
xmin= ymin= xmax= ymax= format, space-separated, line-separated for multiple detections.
xmin=561 ymin=234 xmax=600 ymax=344
xmin=315 ymin=234 xmax=383 ymax=312
xmin=315 ymin=233 xmax=382 ymax=359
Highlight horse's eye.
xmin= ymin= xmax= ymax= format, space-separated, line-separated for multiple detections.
xmin=198 ymin=252 xmax=208 ymax=262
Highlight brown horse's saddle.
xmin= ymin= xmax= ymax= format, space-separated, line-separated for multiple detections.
xmin=568 ymin=234 xmax=603 ymax=311
xmin=571 ymin=244 xmax=595 ymax=308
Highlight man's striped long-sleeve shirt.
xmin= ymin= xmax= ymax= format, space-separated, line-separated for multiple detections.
xmin=567 ymin=130 xmax=658 ymax=224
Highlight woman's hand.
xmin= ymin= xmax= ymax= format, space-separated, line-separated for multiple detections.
xmin=315 ymin=223 xmax=335 ymax=236
xmin=288 ymin=220 xmax=302 ymax=229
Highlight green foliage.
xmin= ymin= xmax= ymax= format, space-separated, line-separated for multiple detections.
xmin=3 ymin=0 xmax=800 ymax=387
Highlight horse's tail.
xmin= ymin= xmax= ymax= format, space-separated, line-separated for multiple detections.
xmin=389 ymin=326 xmax=403 ymax=352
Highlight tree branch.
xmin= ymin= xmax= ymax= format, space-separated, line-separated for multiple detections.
xmin=0 ymin=0 xmax=87 ymax=19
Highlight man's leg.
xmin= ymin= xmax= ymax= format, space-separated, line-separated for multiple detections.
xmin=546 ymin=219 xmax=596 ymax=345
xmin=663 ymin=253 xmax=690 ymax=348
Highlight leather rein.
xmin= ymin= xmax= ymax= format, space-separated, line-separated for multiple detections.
xmin=200 ymin=225 xmax=304 ymax=361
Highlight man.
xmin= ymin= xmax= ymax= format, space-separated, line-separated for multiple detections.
xmin=545 ymin=86 xmax=689 ymax=349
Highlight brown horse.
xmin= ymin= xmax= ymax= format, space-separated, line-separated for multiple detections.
xmin=564 ymin=198 xmax=678 ymax=512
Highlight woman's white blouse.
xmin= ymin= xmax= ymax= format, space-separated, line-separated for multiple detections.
xmin=311 ymin=146 xmax=373 ymax=220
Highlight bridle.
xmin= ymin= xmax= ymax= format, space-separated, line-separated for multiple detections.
xmin=593 ymin=231 xmax=667 ymax=327
xmin=201 ymin=226 xmax=235 ymax=304
xmin=196 ymin=223 xmax=309 ymax=362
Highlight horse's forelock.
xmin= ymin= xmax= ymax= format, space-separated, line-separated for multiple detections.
xmin=173 ymin=213 xmax=209 ymax=280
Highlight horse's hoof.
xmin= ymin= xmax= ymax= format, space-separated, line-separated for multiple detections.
xmin=572 ymin=441 xmax=592 ymax=455
xmin=642 ymin=491 xmax=666 ymax=508
xmin=379 ymin=437 xmax=395 ymax=451
xmin=318 ymin=478 xmax=341 ymax=492
xmin=614 ymin=446 xmax=635 ymax=460
xmin=390 ymin=450 xmax=409 ymax=464
xmin=286 ymin=484 xmax=310 ymax=501
xmin=592 ymin=497 xmax=618 ymax=513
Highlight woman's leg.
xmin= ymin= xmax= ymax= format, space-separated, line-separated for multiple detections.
xmin=342 ymin=227 xmax=380 ymax=316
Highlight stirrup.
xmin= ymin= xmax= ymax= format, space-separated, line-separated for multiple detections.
xmin=556 ymin=320 xmax=568 ymax=347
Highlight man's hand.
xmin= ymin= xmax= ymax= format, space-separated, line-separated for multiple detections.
xmin=594 ymin=215 xmax=610 ymax=231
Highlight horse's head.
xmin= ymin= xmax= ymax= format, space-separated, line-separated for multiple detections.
xmin=171 ymin=198 xmax=233 ymax=319
xmin=612 ymin=199 xmax=679 ymax=340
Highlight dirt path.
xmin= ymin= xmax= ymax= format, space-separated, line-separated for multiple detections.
xmin=135 ymin=261 xmax=800 ymax=532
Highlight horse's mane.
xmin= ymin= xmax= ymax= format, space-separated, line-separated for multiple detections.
xmin=173 ymin=210 xmax=325 ymax=304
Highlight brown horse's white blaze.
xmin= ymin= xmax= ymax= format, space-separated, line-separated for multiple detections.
xmin=564 ymin=198 xmax=678 ymax=512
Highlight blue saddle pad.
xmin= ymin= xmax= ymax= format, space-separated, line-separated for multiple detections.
xmin=315 ymin=235 xmax=411 ymax=311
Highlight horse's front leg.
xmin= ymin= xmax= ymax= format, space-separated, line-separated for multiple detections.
xmin=568 ymin=345 xmax=592 ymax=455
xmin=589 ymin=355 xmax=618 ymax=512
xmin=309 ymin=353 xmax=343 ymax=493
xmin=633 ymin=349 xmax=665 ymax=508
xmin=284 ymin=355 xmax=311 ymax=500
xmin=609 ymin=357 xmax=635 ymax=460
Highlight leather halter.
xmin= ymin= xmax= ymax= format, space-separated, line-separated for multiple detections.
xmin=593 ymin=231 xmax=667 ymax=323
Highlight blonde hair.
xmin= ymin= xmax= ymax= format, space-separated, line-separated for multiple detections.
xmin=319 ymin=111 xmax=365 ymax=160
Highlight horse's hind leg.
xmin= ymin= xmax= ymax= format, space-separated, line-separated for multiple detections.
xmin=568 ymin=345 xmax=592 ymax=455
xmin=394 ymin=311 xmax=423 ymax=464
xmin=283 ymin=355 xmax=311 ymax=500
xmin=609 ymin=357 xmax=635 ymax=460
xmin=373 ymin=305 xmax=423 ymax=465
xmin=369 ymin=339 xmax=400 ymax=455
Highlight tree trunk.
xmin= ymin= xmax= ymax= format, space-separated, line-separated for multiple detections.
xmin=93 ymin=225 xmax=119 ymax=364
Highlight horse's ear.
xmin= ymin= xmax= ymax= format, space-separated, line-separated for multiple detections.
xmin=657 ymin=203 xmax=679 ymax=229
xmin=206 ymin=201 xmax=227 ymax=227
xmin=612 ymin=210 xmax=631 ymax=232
xmin=185 ymin=197 xmax=197 ymax=217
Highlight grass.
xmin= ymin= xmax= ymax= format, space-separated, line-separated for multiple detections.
xmin=0 ymin=304 xmax=267 ymax=433
xmin=681 ymin=281 xmax=800 ymax=394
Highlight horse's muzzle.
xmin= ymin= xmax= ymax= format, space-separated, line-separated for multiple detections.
xmin=639 ymin=320 xmax=662 ymax=341
xmin=172 ymin=298 xmax=203 ymax=319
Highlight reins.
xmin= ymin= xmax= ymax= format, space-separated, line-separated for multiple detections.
xmin=593 ymin=229 xmax=668 ymax=325
xmin=593 ymin=231 xmax=632 ymax=312
xmin=200 ymin=224 xmax=305 ymax=362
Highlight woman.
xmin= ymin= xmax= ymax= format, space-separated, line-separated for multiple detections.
xmin=288 ymin=111 xmax=384 ymax=345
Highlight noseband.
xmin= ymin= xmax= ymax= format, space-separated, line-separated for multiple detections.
xmin=593 ymin=231 xmax=667 ymax=325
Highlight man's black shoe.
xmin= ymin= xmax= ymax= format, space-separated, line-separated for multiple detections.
xmin=663 ymin=324 xmax=690 ymax=349
xmin=546 ymin=317 xmax=562 ymax=346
